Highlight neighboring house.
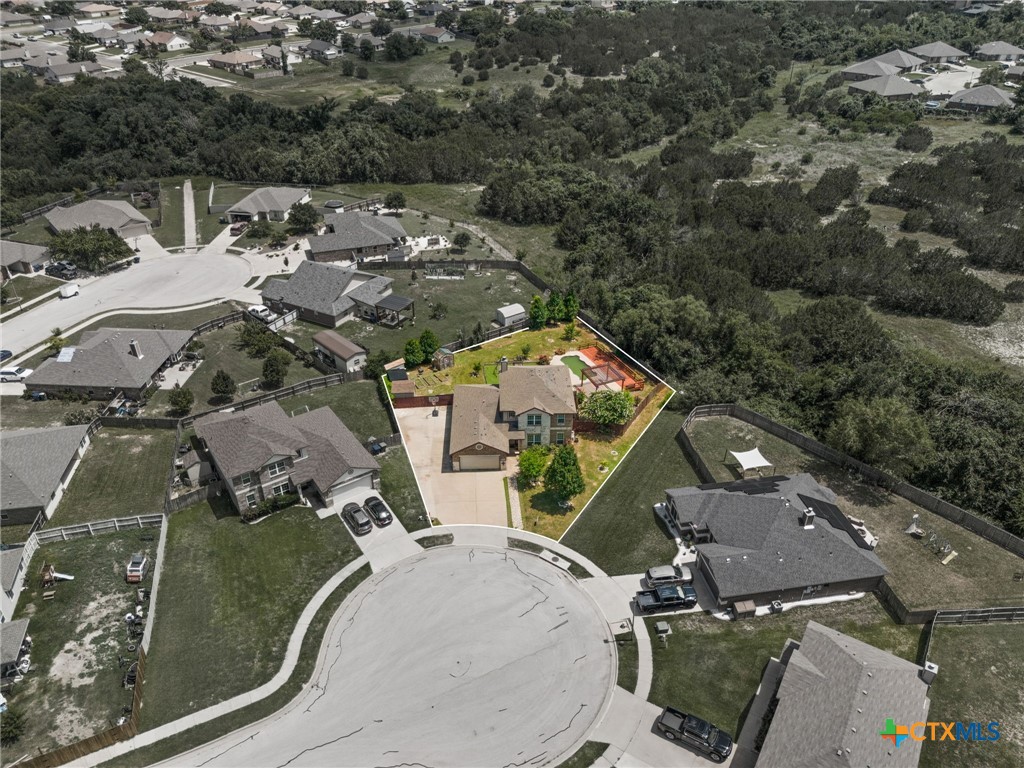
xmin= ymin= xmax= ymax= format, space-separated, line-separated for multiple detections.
xmin=963 ymin=3 xmax=999 ymax=16
xmin=450 ymin=385 xmax=517 ymax=471
xmin=664 ymin=474 xmax=888 ymax=611
xmin=199 ymin=15 xmax=236 ymax=32
xmin=304 ymin=38 xmax=340 ymax=61
xmin=947 ymin=84 xmax=1016 ymax=111
xmin=347 ymin=11 xmax=377 ymax=28
xmin=909 ymin=41 xmax=968 ymax=64
xmin=44 ymin=60 xmax=104 ymax=84
xmin=44 ymin=199 xmax=151 ymax=238
xmin=262 ymin=261 xmax=413 ymax=327
xmin=147 ymin=7 xmax=186 ymax=22
xmin=840 ymin=58 xmax=901 ymax=81
xmin=312 ymin=330 xmax=367 ymax=373
xmin=0 ymin=424 xmax=92 ymax=525
xmin=869 ymin=49 xmax=924 ymax=73
xmin=241 ymin=18 xmax=289 ymax=36
xmin=43 ymin=19 xmax=77 ymax=35
xmin=307 ymin=211 xmax=409 ymax=264
xmin=0 ymin=240 xmax=48 ymax=278
xmin=1007 ymin=65 xmax=1024 ymax=83
xmin=358 ymin=34 xmax=386 ymax=52
xmin=0 ymin=10 xmax=34 ymax=26
xmin=756 ymin=622 xmax=933 ymax=768
xmin=975 ymin=41 xmax=1024 ymax=62
xmin=312 ymin=8 xmax=345 ymax=22
xmin=76 ymin=2 xmax=120 ymax=17
xmin=24 ymin=54 xmax=69 ymax=76
xmin=495 ymin=303 xmax=526 ymax=327
xmin=417 ymin=3 xmax=449 ymax=16
xmin=117 ymin=31 xmax=149 ymax=53
xmin=497 ymin=365 xmax=576 ymax=448
xmin=262 ymin=44 xmax=302 ymax=68
xmin=194 ymin=401 xmax=380 ymax=512
xmin=415 ymin=26 xmax=455 ymax=44
xmin=847 ymin=74 xmax=924 ymax=100
xmin=0 ymin=49 xmax=30 ymax=69
xmin=258 ymin=1 xmax=286 ymax=12
xmin=285 ymin=3 xmax=318 ymax=18
xmin=225 ymin=186 xmax=310 ymax=222
xmin=2 ymin=549 xmax=29 ymax=623
xmin=90 ymin=27 xmax=119 ymax=45
xmin=147 ymin=32 xmax=191 ymax=52
xmin=25 ymin=327 xmax=194 ymax=400
xmin=208 ymin=50 xmax=265 ymax=73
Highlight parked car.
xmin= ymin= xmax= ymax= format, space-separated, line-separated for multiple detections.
xmin=635 ymin=584 xmax=698 ymax=614
xmin=0 ymin=366 xmax=33 ymax=383
xmin=364 ymin=496 xmax=393 ymax=527
xmin=125 ymin=553 xmax=149 ymax=583
xmin=247 ymin=305 xmax=277 ymax=323
xmin=646 ymin=564 xmax=693 ymax=588
xmin=45 ymin=261 xmax=77 ymax=279
xmin=59 ymin=283 xmax=80 ymax=299
xmin=0 ymin=350 xmax=12 ymax=362
xmin=655 ymin=707 xmax=733 ymax=763
xmin=230 ymin=221 xmax=249 ymax=236
xmin=922 ymin=66 xmax=937 ymax=74
xmin=342 ymin=502 xmax=372 ymax=535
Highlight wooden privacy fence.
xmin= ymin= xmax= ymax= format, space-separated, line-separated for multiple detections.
xmin=179 ymin=373 xmax=346 ymax=428
xmin=933 ymin=606 xmax=1024 ymax=625
xmin=392 ymin=393 xmax=454 ymax=409
xmin=192 ymin=310 xmax=244 ymax=335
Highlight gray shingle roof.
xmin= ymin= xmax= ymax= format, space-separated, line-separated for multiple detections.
xmin=0 ymin=618 xmax=29 ymax=666
xmin=312 ymin=330 xmax=364 ymax=360
xmin=227 ymin=187 xmax=309 ymax=216
xmin=261 ymin=261 xmax=393 ymax=317
xmin=1 ymin=240 xmax=48 ymax=268
xmin=842 ymin=59 xmax=901 ymax=78
xmin=666 ymin=475 xmax=887 ymax=600
xmin=305 ymin=39 xmax=338 ymax=53
xmin=909 ymin=41 xmax=968 ymax=59
xmin=44 ymin=61 xmax=104 ymax=78
xmin=870 ymin=49 xmax=925 ymax=69
xmin=44 ymin=199 xmax=148 ymax=233
xmin=758 ymin=621 xmax=931 ymax=768
xmin=976 ymin=41 xmax=1024 ymax=57
xmin=25 ymin=327 xmax=193 ymax=392
xmin=450 ymin=385 xmax=511 ymax=454
xmin=1 ymin=425 xmax=90 ymax=512
xmin=948 ymin=84 xmax=1015 ymax=107
xmin=310 ymin=212 xmax=407 ymax=255
xmin=848 ymin=74 xmax=924 ymax=97
xmin=498 ymin=366 xmax=576 ymax=417
xmin=1 ymin=547 xmax=25 ymax=593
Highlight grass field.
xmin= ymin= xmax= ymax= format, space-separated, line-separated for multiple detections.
xmin=647 ymin=596 xmax=924 ymax=742
xmin=139 ymin=498 xmax=362 ymax=729
xmin=561 ymin=404 xmax=693 ymax=575
xmin=0 ymin=395 xmax=89 ymax=429
xmin=275 ymin=380 xmax=394 ymax=442
xmin=6 ymin=530 xmax=158 ymax=755
xmin=686 ymin=416 xmax=1024 ymax=610
xmin=47 ymin=428 xmax=177 ymax=528
xmin=921 ymin=623 xmax=1024 ymax=768
xmin=3 ymin=275 xmax=61 ymax=305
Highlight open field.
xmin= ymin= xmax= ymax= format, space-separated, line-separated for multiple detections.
xmin=47 ymin=428 xmax=177 ymax=528
xmin=647 ymin=597 xmax=924 ymax=742
xmin=922 ymin=623 xmax=1024 ymax=768
xmin=5 ymin=530 xmax=158 ymax=755
xmin=3 ymin=275 xmax=62 ymax=305
xmin=687 ymin=416 xmax=1024 ymax=610
xmin=139 ymin=498 xmax=361 ymax=729
xmin=561 ymin=404 xmax=694 ymax=576
xmin=275 ymin=380 xmax=393 ymax=443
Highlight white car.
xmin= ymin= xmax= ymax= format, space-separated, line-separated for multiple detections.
xmin=247 ymin=305 xmax=277 ymax=323
xmin=0 ymin=367 xmax=33 ymax=382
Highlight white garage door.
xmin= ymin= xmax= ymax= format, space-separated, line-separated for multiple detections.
xmin=458 ymin=454 xmax=502 ymax=471
xmin=328 ymin=474 xmax=373 ymax=501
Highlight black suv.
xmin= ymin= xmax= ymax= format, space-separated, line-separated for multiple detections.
xmin=363 ymin=496 xmax=393 ymax=527
xmin=45 ymin=261 xmax=78 ymax=279
xmin=342 ymin=502 xmax=372 ymax=535
xmin=655 ymin=707 xmax=733 ymax=763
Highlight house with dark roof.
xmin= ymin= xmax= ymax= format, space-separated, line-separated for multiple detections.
xmin=415 ymin=26 xmax=455 ymax=43
xmin=25 ymin=327 xmax=194 ymax=400
xmin=841 ymin=58 xmax=901 ymax=81
xmin=947 ymin=84 xmax=1015 ymax=111
xmin=450 ymin=385 xmax=518 ymax=471
xmin=262 ymin=261 xmax=414 ymax=328
xmin=975 ymin=41 xmax=1024 ymax=62
xmin=848 ymin=74 xmax=924 ymax=101
xmin=194 ymin=401 xmax=379 ymax=512
xmin=498 ymin=365 xmax=576 ymax=448
xmin=262 ymin=44 xmax=302 ymax=68
xmin=0 ymin=10 xmax=34 ymax=27
xmin=909 ymin=41 xmax=968 ymax=64
xmin=869 ymin=49 xmax=924 ymax=74
xmin=44 ymin=200 xmax=151 ymax=239
xmin=665 ymin=474 xmax=888 ymax=611
xmin=0 ymin=48 xmax=30 ymax=69
xmin=303 ymin=39 xmax=340 ymax=61
xmin=755 ymin=622 xmax=932 ymax=768
xmin=225 ymin=186 xmax=311 ymax=222
xmin=312 ymin=330 xmax=367 ymax=373
xmin=1007 ymin=65 xmax=1024 ymax=83
xmin=43 ymin=60 xmax=105 ymax=85
xmin=308 ymin=211 xmax=410 ymax=264
xmin=0 ymin=424 xmax=92 ymax=525
xmin=1 ymin=240 xmax=48 ymax=278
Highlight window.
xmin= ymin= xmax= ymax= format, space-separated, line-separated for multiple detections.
xmin=527 ymin=434 xmax=542 ymax=446
xmin=245 ymin=492 xmax=258 ymax=508
xmin=271 ymin=481 xmax=291 ymax=496
xmin=526 ymin=414 xmax=542 ymax=427
xmin=236 ymin=472 xmax=253 ymax=488
xmin=296 ymin=448 xmax=307 ymax=461
xmin=555 ymin=432 xmax=565 ymax=445
xmin=267 ymin=460 xmax=288 ymax=478
xmin=556 ymin=414 xmax=566 ymax=426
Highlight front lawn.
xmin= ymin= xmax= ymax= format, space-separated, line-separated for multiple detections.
xmin=150 ymin=180 xmax=187 ymax=248
xmin=561 ymin=404 xmax=694 ymax=575
xmin=3 ymin=275 xmax=62 ymax=305
xmin=377 ymin=446 xmax=430 ymax=532
xmin=139 ymin=498 xmax=362 ymax=729
xmin=647 ymin=597 xmax=923 ymax=742
xmin=5 ymin=530 xmax=158 ymax=755
xmin=686 ymin=416 xmax=1024 ymax=611
xmin=275 ymin=380 xmax=394 ymax=442
xmin=47 ymin=428 xmax=177 ymax=528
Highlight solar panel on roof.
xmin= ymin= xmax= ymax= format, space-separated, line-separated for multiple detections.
xmin=56 ymin=347 xmax=76 ymax=362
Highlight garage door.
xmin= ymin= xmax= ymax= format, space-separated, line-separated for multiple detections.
xmin=458 ymin=454 xmax=502 ymax=471
xmin=327 ymin=474 xmax=373 ymax=501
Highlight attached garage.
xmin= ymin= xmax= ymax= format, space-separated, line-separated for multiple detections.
xmin=325 ymin=471 xmax=376 ymax=502
xmin=456 ymin=453 xmax=504 ymax=471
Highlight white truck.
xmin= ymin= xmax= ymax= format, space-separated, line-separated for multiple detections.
xmin=59 ymin=283 xmax=80 ymax=299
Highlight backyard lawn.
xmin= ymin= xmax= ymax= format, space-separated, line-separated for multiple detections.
xmin=647 ymin=597 xmax=924 ymax=743
xmin=47 ymin=428 xmax=177 ymax=528
xmin=922 ymin=623 xmax=1024 ymax=768
xmin=5 ymin=529 xmax=158 ymax=755
xmin=0 ymin=395 xmax=88 ymax=429
xmin=139 ymin=498 xmax=362 ymax=729
xmin=150 ymin=180 xmax=187 ymax=249
xmin=276 ymin=380 xmax=394 ymax=443
xmin=686 ymin=416 xmax=1024 ymax=611
xmin=560 ymin=404 xmax=695 ymax=576
xmin=2 ymin=275 xmax=62 ymax=306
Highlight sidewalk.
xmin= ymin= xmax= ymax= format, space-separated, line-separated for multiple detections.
xmin=183 ymin=179 xmax=197 ymax=251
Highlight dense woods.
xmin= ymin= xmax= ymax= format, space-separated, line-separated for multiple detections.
xmin=2 ymin=2 xmax=1023 ymax=534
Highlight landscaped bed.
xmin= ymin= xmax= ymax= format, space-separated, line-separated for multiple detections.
xmin=686 ymin=416 xmax=1024 ymax=611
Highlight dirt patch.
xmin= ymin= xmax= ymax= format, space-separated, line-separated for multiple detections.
xmin=962 ymin=303 xmax=1024 ymax=370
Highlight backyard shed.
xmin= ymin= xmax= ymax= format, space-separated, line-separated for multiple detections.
xmin=495 ymin=303 xmax=526 ymax=327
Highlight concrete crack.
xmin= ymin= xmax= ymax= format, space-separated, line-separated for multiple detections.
xmin=501 ymin=752 xmax=546 ymax=767
xmin=506 ymin=554 xmax=554 ymax=586
xmin=518 ymin=585 xmax=550 ymax=618
xmin=541 ymin=704 xmax=586 ymax=744
xmin=468 ymin=548 xmax=475 ymax=562
xmin=196 ymin=732 xmax=261 ymax=766
xmin=373 ymin=763 xmax=436 ymax=768
xmin=274 ymin=727 xmax=364 ymax=767
xmin=547 ymin=619 xmax=569 ymax=632
xmin=449 ymin=661 xmax=472 ymax=678
xmin=573 ymin=654 xmax=587 ymax=664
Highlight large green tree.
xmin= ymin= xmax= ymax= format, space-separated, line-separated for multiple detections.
xmin=168 ymin=386 xmax=195 ymax=414
xmin=544 ymin=445 xmax=585 ymax=501
xmin=826 ymin=397 xmax=935 ymax=478
xmin=518 ymin=446 xmax=549 ymax=487
xmin=49 ymin=226 xmax=132 ymax=272
xmin=211 ymin=369 xmax=236 ymax=402
xmin=262 ymin=348 xmax=292 ymax=389
xmin=288 ymin=201 xmax=320 ymax=233
xmin=404 ymin=338 xmax=424 ymax=367
xmin=528 ymin=295 xmax=548 ymax=329
xmin=579 ymin=390 xmax=634 ymax=426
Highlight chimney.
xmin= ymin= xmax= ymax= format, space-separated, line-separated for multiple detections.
xmin=800 ymin=508 xmax=815 ymax=529
xmin=499 ymin=356 xmax=508 ymax=373
xmin=920 ymin=661 xmax=939 ymax=685
xmin=129 ymin=339 xmax=143 ymax=358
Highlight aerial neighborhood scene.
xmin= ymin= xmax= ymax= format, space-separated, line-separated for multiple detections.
xmin=2 ymin=1 xmax=1024 ymax=767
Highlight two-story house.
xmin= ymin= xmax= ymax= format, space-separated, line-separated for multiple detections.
xmin=194 ymin=402 xmax=379 ymax=512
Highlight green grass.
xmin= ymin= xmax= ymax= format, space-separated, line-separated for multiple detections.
xmin=921 ymin=623 xmax=1024 ymax=768
xmin=6 ymin=529 xmax=159 ymax=754
xmin=556 ymin=741 xmax=610 ymax=768
xmin=47 ymin=427 xmax=177 ymax=528
xmin=99 ymin=563 xmax=371 ymax=768
xmin=686 ymin=416 xmax=1024 ymax=611
xmin=4 ymin=215 xmax=53 ymax=246
xmin=0 ymin=521 xmax=35 ymax=544
xmin=191 ymin=179 xmax=230 ymax=246
xmin=276 ymin=380 xmax=393 ymax=442
xmin=2 ymin=275 xmax=62 ymax=306
xmin=560 ymin=354 xmax=588 ymax=377
xmin=139 ymin=498 xmax=362 ymax=729
xmin=419 ymin=533 xmax=454 ymax=548
xmin=561 ymin=404 xmax=693 ymax=576
xmin=151 ymin=180 xmax=187 ymax=248
xmin=766 ymin=289 xmax=815 ymax=317
xmin=504 ymin=476 xmax=513 ymax=528
xmin=617 ymin=636 xmax=639 ymax=693
xmin=144 ymin=326 xmax=321 ymax=415
xmin=0 ymin=395 xmax=86 ymax=429
xmin=647 ymin=597 xmax=923 ymax=741
xmin=377 ymin=446 xmax=430 ymax=532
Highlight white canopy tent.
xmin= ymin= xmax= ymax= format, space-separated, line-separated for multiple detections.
xmin=726 ymin=448 xmax=773 ymax=477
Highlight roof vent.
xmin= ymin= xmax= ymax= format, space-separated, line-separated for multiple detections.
xmin=800 ymin=508 xmax=815 ymax=529
xmin=129 ymin=339 xmax=143 ymax=358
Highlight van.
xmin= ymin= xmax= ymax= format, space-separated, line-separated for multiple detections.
xmin=646 ymin=565 xmax=694 ymax=588
xmin=59 ymin=283 xmax=80 ymax=299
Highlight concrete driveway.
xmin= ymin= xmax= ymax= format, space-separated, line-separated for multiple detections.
xmin=395 ymin=405 xmax=509 ymax=527
xmin=923 ymin=65 xmax=982 ymax=96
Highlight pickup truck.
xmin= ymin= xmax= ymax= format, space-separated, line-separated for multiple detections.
xmin=635 ymin=584 xmax=698 ymax=614
xmin=655 ymin=707 xmax=733 ymax=763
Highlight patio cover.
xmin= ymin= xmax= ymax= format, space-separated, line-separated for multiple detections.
xmin=728 ymin=448 xmax=773 ymax=473
xmin=375 ymin=294 xmax=413 ymax=312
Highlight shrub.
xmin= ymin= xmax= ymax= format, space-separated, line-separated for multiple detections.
xmin=900 ymin=208 xmax=931 ymax=232
xmin=1004 ymin=280 xmax=1024 ymax=303
xmin=168 ymin=386 xmax=195 ymax=414
xmin=63 ymin=408 xmax=96 ymax=426
xmin=241 ymin=492 xmax=299 ymax=523
xmin=477 ymin=69 xmax=490 ymax=81
xmin=462 ymin=74 xmax=475 ymax=85
xmin=895 ymin=124 xmax=933 ymax=152
xmin=542 ymin=73 xmax=555 ymax=88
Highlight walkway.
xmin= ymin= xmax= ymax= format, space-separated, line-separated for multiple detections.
xmin=183 ymin=179 xmax=197 ymax=251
